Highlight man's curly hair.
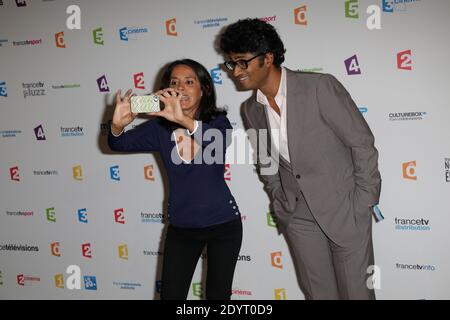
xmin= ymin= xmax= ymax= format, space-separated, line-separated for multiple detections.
xmin=219 ymin=18 xmax=286 ymax=67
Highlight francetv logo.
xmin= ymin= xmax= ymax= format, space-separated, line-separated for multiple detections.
xmin=395 ymin=217 xmax=430 ymax=231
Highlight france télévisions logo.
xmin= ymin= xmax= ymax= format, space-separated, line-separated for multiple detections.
xmin=97 ymin=75 xmax=110 ymax=92
xmin=22 ymin=82 xmax=46 ymax=98
xmin=0 ymin=82 xmax=7 ymax=97
xmin=0 ymin=243 xmax=39 ymax=252
xmin=119 ymin=26 xmax=149 ymax=41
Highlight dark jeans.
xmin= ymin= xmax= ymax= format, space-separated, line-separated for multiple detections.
xmin=160 ymin=218 xmax=243 ymax=300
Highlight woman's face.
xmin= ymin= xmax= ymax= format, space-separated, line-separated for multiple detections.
xmin=169 ymin=64 xmax=203 ymax=116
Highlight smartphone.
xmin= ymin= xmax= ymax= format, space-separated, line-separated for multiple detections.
xmin=130 ymin=94 xmax=160 ymax=113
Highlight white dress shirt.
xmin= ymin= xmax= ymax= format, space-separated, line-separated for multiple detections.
xmin=256 ymin=67 xmax=290 ymax=163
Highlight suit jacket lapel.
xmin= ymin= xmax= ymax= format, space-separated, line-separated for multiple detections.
xmin=285 ymin=68 xmax=305 ymax=166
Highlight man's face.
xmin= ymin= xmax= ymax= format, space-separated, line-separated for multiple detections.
xmin=227 ymin=52 xmax=270 ymax=91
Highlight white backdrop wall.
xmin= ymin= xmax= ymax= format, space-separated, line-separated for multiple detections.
xmin=1 ymin=0 xmax=450 ymax=300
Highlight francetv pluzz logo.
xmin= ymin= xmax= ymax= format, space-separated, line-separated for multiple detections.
xmin=22 ymin=82 xmax=46 ymax=98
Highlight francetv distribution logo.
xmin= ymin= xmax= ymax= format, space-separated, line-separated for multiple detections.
xmin=394 ymin=217 xmax=431 ymax=231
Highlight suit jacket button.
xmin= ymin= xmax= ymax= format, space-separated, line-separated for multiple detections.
xmin=296 ymin=197 xmax=299 ymax=202
xmin=296 ymin=174 xmax=301 ymax=179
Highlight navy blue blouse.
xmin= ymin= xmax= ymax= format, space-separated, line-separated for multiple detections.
xmin=108 ymin=114 xmax=241 ymax=228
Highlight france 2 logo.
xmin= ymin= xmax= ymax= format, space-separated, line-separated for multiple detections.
xmin=397 ymin=50 xmax=412 ymax=71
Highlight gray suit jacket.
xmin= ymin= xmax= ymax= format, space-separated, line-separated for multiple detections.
xmin=242 ymin=69 xmax=381 ymax=246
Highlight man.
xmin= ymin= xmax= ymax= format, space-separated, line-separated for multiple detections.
xmin=219 ymin=18 xmax=381 ymax=300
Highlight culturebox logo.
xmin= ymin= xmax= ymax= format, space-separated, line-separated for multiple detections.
xmin=389 ymin=111 xmax=427 ymax=121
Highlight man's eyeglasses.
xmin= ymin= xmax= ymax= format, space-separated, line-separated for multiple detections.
xmin=224 ymin=53 xmax=266 ymax=71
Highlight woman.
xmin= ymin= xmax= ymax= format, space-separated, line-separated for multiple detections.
xmin=108 ymin=59 xmax=242 ymax=300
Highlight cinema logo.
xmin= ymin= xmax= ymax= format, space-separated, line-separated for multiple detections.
xmin=22 ymin=82 xmax=46 ymax=98
xmin=17 ymin=274 xmax=40 ymax=286
xmin=382 ymin=0 xmax=422 ymax=13
xmin=389 ymin=111 xmax=427 ymax=121
xmin=119 ymin=26 xmax=149 ymax=41
xmin=232 ymin=288 xmax=253 ymax=298
xmin=445 ymin=158 xmax=450 ymax=182
xmin=395 ymin=217 xmax=430 ymax=231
